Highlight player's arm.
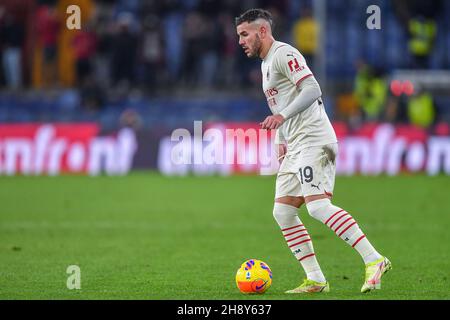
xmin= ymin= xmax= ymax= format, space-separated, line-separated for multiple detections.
xmin=276 ymin=48 xmax=322 ymax=120
xmin=261 ymin=48 xmax=320 ymax=129
xmin=279 ymin=76 xmax=322 ymax=120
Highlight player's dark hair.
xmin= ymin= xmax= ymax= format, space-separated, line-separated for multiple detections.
xmin=235 ymin=8 xmax=273 ymax=28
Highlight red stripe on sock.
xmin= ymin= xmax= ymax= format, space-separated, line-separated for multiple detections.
xmin=325 ymin=209 xmax=345 ymax=226
xmin=281 ymin=224 xmax=304 ymax=232
xmin=284 ymin=228 xmax=307 ymax=237
xmin=338 ymin=222 xmax=358 ymax=237
xmin=286 ymin=233 xmax=309 ymax=243
xmin=334 ymin=217 xmax=354 ymax=233
xmin=288 ymin=238 xmax=311 ymax=248
xmin=329 ymin=212 xmax=349 ymax=229
xmin=298 ymin=253 xmax=316 ymax=262
xmin=352 ymin=235 xmax=366 ymax=247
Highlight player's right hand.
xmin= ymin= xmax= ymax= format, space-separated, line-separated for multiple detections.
xmin=260 ymin=114 xmax=285 ymax=130
xmin=277 ymin=144 xmax=287 ymax=164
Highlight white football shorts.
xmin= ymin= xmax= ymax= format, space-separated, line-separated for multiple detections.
xmin=275 ymin=143 xmax=338 ymax=199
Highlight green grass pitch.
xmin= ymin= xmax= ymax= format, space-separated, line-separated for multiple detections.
xmin=0 ymin=173 xmax=449 ymax=300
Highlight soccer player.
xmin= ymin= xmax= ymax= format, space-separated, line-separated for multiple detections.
xmin=235 ymin=9 xmax=391 ymax=293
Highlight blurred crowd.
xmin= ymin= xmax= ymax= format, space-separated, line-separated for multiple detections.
xmin=0 ymin=0 xmax=300 ymax=93
xmin=0 ymin=0 xmax=449 ymax=129
xmin=341 ymin=61 xmax=443 ymax=129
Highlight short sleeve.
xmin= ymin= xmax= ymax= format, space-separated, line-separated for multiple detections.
xmin=273 ymin=46 xmax=313 ymax=87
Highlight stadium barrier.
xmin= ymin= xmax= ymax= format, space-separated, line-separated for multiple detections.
xmin=158 ymin=122 xmax=450 ymax=176
xmin=0 ymin=123 xmax=136 ymax=175
xmin=0 ymin=122 xmax=449 ymax=176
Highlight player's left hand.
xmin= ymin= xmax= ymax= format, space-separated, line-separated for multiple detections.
xmin=260 ymin=114 xmax=285 ymax=130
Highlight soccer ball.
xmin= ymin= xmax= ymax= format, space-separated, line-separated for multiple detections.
xmin=235 ymin=259 xmax=272 ymax=294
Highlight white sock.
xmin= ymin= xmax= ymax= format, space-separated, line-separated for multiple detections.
xmin=273 ymin=203 xmax=326 ymax=283
xmin=363 ymin=252 xmax=383 ymax=264
xmin=306 ymin=199 xmax=382 ymax=264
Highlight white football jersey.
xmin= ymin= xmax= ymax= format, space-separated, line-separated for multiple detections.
xmin=261 ymin=41 xmax=337 ymax=153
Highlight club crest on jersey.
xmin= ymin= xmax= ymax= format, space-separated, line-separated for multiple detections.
xmin=288 ymin=54 xmax=305 ymax=73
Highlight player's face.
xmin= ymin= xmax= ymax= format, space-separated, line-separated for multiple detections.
xmin=237 ymin=22 xmax=262 ymax=58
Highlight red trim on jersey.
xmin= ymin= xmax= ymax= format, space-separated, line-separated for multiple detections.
xmin=289 ymin=238 xmax=311 ymax=248
xmin=286 ymin=233 xmax=309 ymax=243
xmin=298 ymin=253 xmax=316 ymax=262
xmin=324 ymin=191 xmax=333 ymax=198
xmin=281 ymin=224 xmax=304 ymax=232
xmin=295 ymin=74 xmax=313 ymax=87
xmin=325 ymin=209 xmax=345 ymax=226
xmin=338 ymin=222 xmax=358 ymax=237
xmin=284 ymin=228 xmax=307 ymax=237
xmin=352 ymin=235 xmax=366 ymax=247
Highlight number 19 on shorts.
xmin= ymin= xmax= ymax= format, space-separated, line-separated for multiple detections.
xmin=299 ymin=166 xmax=313 ymax=184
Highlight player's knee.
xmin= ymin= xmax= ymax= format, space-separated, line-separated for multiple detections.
xmin=275 ymin=196 xmax=304 ymax=208
xmin=306 ymin=198 xmax=332 ymax=223
xmin=272 ymin=202 xmax=299 ymax=227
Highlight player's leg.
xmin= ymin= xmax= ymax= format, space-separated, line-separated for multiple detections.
xmin=305 ymin=195 xmax=391 ymax=292
xmin=274 ymin=195 xmax=325 ymax=281
xmin=305 ymin=196 xmax=382 ymax=264
xmin=274 ymin=160 xmax=329 ymax=293
xmin=273 ymin=195 xmax=329 ymax=293
xmin=301 ymin=143 xmax=391 ymax=292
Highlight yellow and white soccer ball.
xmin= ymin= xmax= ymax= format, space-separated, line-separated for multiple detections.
xmin=235 ymin=259 xmax=272 ymax=294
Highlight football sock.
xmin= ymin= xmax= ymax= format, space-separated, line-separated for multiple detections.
xmin=306 ymin=198 xmax=382 ymax=264
xmin=273 ymin=202 xmax=326 ymax=283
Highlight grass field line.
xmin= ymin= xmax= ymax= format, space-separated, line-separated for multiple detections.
xmin=0 ymin=220 xmax=445 ymax=232
xmin=0 ymin=220 xmax=165 ymax=230
xmin=0 ymin=174 xmax=449 ymax=299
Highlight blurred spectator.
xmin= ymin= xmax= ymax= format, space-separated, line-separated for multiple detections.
xmin=198 ymin=19 xmax=222 ymax=88
xmin=182 ymin=12 xmax=221 ymax=88
xmin=1 ymin=12 xmax=25 ymax=90
xmin=407 ymin=88 xmax=436 ymax=128
xmin=266 ymin=5 xmax=289 ymax=42
xmin=292 ymin=5 xmax=318 ymax=68
xmin=335 ymin=93 xmax=360 ymax=127
xmin=90 ymin=2 xmax=114 ymax=89
xmin=408 ymin=17 xmax=437 ymax=68
xmin=353 ymin=61 xmax=388 ymax=121
xmin=0 ymin=5 xmax=6 ymax=87
xmin=216 ymin=11 xmax=239 ymax=87
xmin=36 ymin=5 xmax=61 ymax=88
xmin=394 ymin=0 xmax=443 ymax=69
xmin=161 ymin=11 xmax=184 ymax=84
xmin=138 ymin=14 xmax=165 ymax=90
xmin=0 ymin=0 xmax=447 ymax=132
xmin=72 ymin=23 xmax=97 ymax=86
xmin=111 ymin=13 xmax=138 ymax=87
